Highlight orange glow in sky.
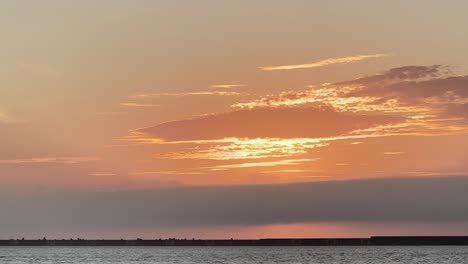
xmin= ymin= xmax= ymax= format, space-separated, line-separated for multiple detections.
xmin=1 ymin=1 xmax=468 ymax=239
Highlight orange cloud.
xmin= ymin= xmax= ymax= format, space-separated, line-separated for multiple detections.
xmin=234 ymin=65 xmax=468 ymax=137
xmin=448 ymin=103 xmax=468 ymax=118
xmin=138 ymin=106 xmax=402 ymax=141
xmin=120 ymin=65 xmax=468 ymax=179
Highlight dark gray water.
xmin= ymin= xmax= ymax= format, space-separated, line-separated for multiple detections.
xmin=1 ymin=246 xmax=468 ymax=263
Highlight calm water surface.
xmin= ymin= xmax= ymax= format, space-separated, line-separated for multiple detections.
xmin=1 ymin=246 xmax=468 ymax=263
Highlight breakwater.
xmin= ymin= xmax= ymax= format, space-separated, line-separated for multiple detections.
xmin=2 ymin=236 xmax=468 ymax=246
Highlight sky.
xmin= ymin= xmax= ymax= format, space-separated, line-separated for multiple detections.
xmin=1 ymin=0 xmax=468 ymax=239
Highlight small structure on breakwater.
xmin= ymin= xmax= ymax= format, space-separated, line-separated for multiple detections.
xmin=2 ymin=236 xmax=468 ymax=246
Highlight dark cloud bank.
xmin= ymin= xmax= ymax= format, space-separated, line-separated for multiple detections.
xmin=2 ymin=176 xmax=468 ymax=232
xmin=344 ymin=65 xmax=468 ymax=115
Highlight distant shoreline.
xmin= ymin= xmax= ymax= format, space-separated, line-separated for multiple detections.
xmin=3 ymin=236 xmax=468 ymax=246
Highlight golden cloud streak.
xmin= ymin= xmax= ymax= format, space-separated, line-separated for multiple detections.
xmin=155 ymin=139 xmax=328 ymax=160
xmin=125 ymin=105 xmax=466 ymax=162
xmin=211 ymin=84 xmax=245 ymax=89
xmin=232 ymin=84 xmax=428 ymax=114
xmin=261 ymin=53 xmax=389 ymax=71
xmin=349 ymin=117 xmax=468 ymax=137
xmin=201 ymin=158 xmax=315 ymax=171
xmin=125 ymin=134 xmax=390 ymax=161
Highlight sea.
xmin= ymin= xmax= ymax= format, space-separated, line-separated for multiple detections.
xmin=1 ymin=246 xmax=468 ymax=263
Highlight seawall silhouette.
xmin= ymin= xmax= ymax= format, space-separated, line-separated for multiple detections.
xmin=2 ymin=236 xmax=468 ymax=246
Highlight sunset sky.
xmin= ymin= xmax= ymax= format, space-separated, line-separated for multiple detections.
xmin=1 ymin=1 xmax=468 ymax=239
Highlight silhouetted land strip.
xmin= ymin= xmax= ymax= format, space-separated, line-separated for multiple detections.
xmin=2 ymin=237 xmax=468 ymax=246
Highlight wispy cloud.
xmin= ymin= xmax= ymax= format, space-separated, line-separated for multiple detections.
xmin=261 ymin=53 xmax=389 ymax=71
xmin=96 ymin=111 xmax=128 ymax=116
xmin=261 ymin=169 xmax=306 ymax=173
xmin=0 ymin=112 xmax=12 ymax=123
xmin=88 ymin=173 xmax=116 ymax=176
xmin=0 ymin=157 xmax=99 ymax=164
xmin=121 ymin=103 xmax=160 ymax=107
xmin=0 ymin=111 xmax=24 ymax=123
xmin=211 ymin=84 xmax=245 ymax=89
xmin=16 ymin=62 xmax=60 ymax=79
xmin=383 ymin=152 xmax=405 ymax=155
xmin=131 ymin=91 xmax=241 ymax=99
xmin=131 ymin=171 xmax=204 ymax=175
